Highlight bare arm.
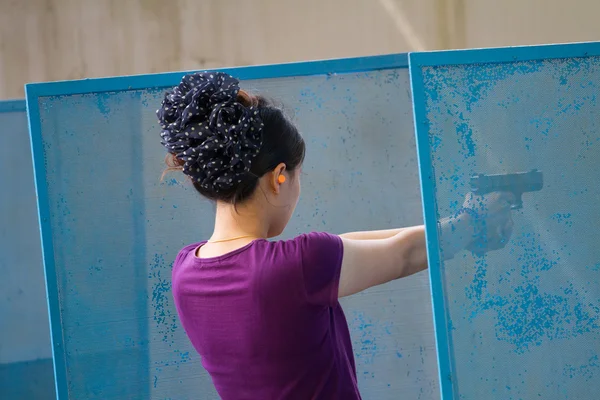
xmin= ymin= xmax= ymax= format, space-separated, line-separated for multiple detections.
xmin=340 ymin=228 xmax=408 ymax=240
xmin=338 ymin=213 xmax=475 ymax=298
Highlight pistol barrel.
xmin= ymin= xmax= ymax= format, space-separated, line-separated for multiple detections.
xmin=469 ymin=169 xmax=543 ymax=209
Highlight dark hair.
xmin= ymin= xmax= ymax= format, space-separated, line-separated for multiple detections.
xmin=163 ymin=88 xmax=305 ymax=204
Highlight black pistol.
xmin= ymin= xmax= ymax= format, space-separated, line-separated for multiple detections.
xmin=469 ymin=169 xmax=543 ymax=209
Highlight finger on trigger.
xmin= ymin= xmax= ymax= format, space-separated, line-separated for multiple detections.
xmin=498 ymin=191 xmax=516 ymax=205
xmin=505 ymin=216 xmax=514 ymax=229
xmin=500 ymin=217 xmax=514 ymax=240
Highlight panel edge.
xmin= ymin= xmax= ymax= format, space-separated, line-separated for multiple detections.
xmin=408 ymin=53 xmax=457 ymax=400
xmin=25 ymin=53 xmax=409 ymax=97
xmin=25 ymin=85 xmax=68 ymax=400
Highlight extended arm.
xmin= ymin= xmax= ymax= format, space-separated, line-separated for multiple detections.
xmin=338 ymin=212 xmax=475 ymax=298
xmin=337 ymin=191 xmax=515 ymax=298
xmin=340 ymin=228 xmax=408 ymax=240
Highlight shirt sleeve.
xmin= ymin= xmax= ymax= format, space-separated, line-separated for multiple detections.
xmin=172 ymin=242 xmax=202 ymax=273
xmin=296 ymin=232 xmax=344 ymax=307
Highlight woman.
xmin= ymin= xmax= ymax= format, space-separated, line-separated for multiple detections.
xmin=157 ymin=72 xmax=513 ymax=399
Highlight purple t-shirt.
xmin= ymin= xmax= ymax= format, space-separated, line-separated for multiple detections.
xmin=172 ymin=232 xmax=361 ymax=399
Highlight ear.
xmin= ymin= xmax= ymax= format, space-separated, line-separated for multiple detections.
xmin=270 ymin=163 xmax=287 ymax=194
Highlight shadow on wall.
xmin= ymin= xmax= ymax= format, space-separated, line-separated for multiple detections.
xmin=0 ymin=358 xmax=55 ymax=399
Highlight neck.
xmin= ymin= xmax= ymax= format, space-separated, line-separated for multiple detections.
xmin=211 ymin=200 xmax=271 ymax=241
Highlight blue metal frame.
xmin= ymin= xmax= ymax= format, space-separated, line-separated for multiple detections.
xmin=410 ymin=40 xmax=600 ymax=68
xmin=408 ymin=63 xmax=458 ymax=400
xmin=25 ymin=53 xmax=409 ymax=400
xmin=26 ymin=53 xmax=408 ymax=98
xmin=408 ymin=40 xmax=600 ymax=400
xmin=25 ymin=93 xmax=69 ymax=400
xmin=0 ymin=99 xmax=26 ymax=113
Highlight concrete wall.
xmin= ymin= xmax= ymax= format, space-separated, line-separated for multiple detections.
xmin=0 ymin=0 xmax=411 ymax=99
xmin=2 ymin=0 xmax=600 ymax=99
xmin=463 ymin=0 xmax=600 ymax=48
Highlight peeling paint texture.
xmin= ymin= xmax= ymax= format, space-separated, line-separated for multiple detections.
xmin=417 ymin=53 xmax=600 ymax=399
xmin=34 ymin=68 xmax=438 ymax=399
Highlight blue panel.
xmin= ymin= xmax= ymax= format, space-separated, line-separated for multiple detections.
xmin=27 ymin=55 xmax=441 ymax=399
xmin=410 ymin=42 xmax=600 ymax=399
xmin=0 ymin=100 xmax=54 ymax=398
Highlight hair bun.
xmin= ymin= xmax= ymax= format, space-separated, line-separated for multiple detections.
xmin=157 ymin=72 xmax=264 ymax=192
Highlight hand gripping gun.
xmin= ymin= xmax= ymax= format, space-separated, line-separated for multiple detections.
xmin=469 ymin=169 xmax=544 ymax=209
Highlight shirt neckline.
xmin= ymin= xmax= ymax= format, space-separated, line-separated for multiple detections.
xmin=191 ymin=239 xmax=266 ymax=263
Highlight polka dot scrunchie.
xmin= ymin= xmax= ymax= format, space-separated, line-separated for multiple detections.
xmin=157 ymin=72 xmax=264 ymax=192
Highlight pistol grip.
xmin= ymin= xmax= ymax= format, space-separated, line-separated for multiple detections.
xmin=511 ymin=192 xmax=523 ymax=209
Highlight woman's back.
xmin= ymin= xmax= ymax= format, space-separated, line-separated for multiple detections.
xmin=172 ymin=233 xmax=362 ymax=400
xmin=160 ymin=71 xmax=515 ymax=399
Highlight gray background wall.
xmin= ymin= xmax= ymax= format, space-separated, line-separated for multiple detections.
xmin=2 ymin=0 xmax=600 ymax=99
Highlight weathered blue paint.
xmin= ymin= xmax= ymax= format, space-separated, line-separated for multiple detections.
xmin=410 ymin=42 xmax=600 ymax=399
xmin=26 ymin=54 xmax=440 ymax=399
